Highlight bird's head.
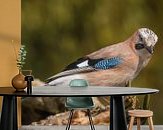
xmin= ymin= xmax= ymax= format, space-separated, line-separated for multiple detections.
xmin=135 ymin=28 xmax=158 ymax=55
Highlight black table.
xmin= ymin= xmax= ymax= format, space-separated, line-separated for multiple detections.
xmin=0 ymin=86 xmax=159 ymax=130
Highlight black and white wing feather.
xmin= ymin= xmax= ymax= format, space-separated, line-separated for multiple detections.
xmin=46 ymin=56 xmax=122 ymax=83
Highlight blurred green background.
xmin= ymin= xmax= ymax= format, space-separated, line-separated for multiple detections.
xmin=22 ymin=0 xmax=163 ymax=124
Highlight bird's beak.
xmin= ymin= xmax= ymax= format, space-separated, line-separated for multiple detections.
xmin=145 ymin=45 xmax=154 ymax=54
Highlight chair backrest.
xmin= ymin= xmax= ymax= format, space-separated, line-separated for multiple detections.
xmin=69 ymin=79 xmax=89 ymax=87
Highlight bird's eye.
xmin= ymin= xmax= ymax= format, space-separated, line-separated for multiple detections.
xmin=139 ymin=35 xmax=143 ymax=41
xmin=135 ymin=43 xmax=145 ymax=50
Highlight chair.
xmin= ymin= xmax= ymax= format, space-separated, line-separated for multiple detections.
xmin=128 ymin=109 xmax=154 ymax=130
xmin=128 ymin=93 xmax=154 ymax=130
xmin=65 ymin=79 xmax=95 ymax=130
xmin=126 ymin=80 xmax=154 ymax=130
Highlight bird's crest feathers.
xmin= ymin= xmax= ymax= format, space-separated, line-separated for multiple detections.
xmin=138 ymin=28 xmax=158 ymax=47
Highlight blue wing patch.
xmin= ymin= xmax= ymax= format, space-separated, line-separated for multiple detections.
xmin=94 ymin=57 xmax=122 ymax=70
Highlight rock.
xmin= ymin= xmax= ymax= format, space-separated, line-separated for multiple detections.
xmin=31 ymin=106 xmax=110 ymax=125
xmin=22 ymin=97 xmax=66 ymax=125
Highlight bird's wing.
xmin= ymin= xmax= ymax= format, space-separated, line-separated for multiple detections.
xmin=46 ymin=56 xmax=122 ymax=83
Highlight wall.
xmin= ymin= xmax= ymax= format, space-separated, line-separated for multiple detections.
xmin=0 ymin=0 xmax=21 ymax=126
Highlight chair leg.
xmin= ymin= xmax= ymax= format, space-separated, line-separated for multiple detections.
xmin=87 ymin=109 xmax=95 ymax=130
xmin=66 ymin=109 xmax=74 ymax=130
xmin=128 ymin=116 xmax=135 ymax=130
xmin=137 ymin=118 xmax=141 ymax=130
xmin=148 ymin=117 xmax=154 ymax=130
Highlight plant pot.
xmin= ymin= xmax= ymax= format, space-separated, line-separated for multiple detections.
xmin=12 ymin=72 xmax=27 ymax=91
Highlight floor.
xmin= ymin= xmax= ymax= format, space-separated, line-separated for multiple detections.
xmin=20 ymin=125 xmax=163 ymax=130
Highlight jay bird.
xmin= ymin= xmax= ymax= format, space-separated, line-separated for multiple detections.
xmin=46 ymin=28 xmax=158 ymax=87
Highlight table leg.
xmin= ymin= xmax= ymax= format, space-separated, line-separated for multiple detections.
xmin=0 ymin=96 xmax=18 ymax=130
xmin=110 ymin=96 xmax=127 ymax=130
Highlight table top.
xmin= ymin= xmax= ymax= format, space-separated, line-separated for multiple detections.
xmin=0 ymin=86 xmax=159 ymax=97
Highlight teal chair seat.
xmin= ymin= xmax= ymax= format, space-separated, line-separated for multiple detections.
xmin=65 ymin=79 xmax=95 ymax=130
xmin=65 ymin=97 xmax=94 ymax=109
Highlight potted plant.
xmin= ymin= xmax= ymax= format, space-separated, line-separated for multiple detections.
xmin=11 ymin=44 xmax=28 ymax=91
